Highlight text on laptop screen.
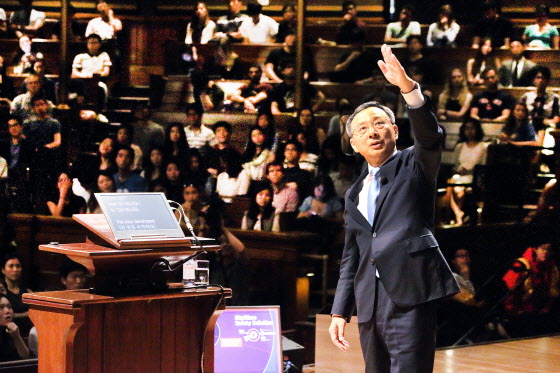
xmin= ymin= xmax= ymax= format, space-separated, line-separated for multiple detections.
xmin=97 ymin=193 xmax=179 ymax=232
xmin=214 ymin=306 xmax=283 ymax=373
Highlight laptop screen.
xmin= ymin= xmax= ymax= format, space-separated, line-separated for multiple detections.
xmin=214 ymin=306 xmax=283 ymax=373
xmin=95 ymin=192 xmax=185 ymax=240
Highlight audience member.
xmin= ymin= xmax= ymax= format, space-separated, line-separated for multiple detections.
xmin=275 ymin=3 xmax=296 ymax=43
xmin=116 ymin=124 xmax=142 ymax=171
xmin=85 ymin=1 xmax=122 ymax=42
xmin=520 ymin=66 xmax=560 ymax=130
xmin=47 ymin=171 xmax=86 ymax=217
xmin=184 ymin=149 xmax=210 ymax=194
xmin=97 ymin=137 xmax=117 ymax=174
xmin=131 ymin=104 xmax=165 ymax=157
xmin=472 ymin=1 xmax=513 ymax=49
xmin=163 ymin=159 xmax=184 ymax=203
xmin=11 ymin=34 xmax=42 ymax=75
xmin=185 ymin=2 xmax=216 ymax=44
xmin=9 ymin=0 xmax=45 ymax=38
xmin=0 ymin=116 xmax=32 ymax=183
xmin=327 ymin=98 xmax=353 ymax=137
xmin=289 ymin=108 xmax=325 ymax=154
xmin=359 ymin=69 xmax=398 ymax=112
xmin=426 ymin=4 xmax=460 ymax=47
xmin=447 ymin=119 xmax=488 ymax=225
xmin=32 ymin=60 xmax=56 ymax=104
xmin=241 ymin=181 xmax=278 ymax=231
xmin=524 ymin=175 xmax=559 ymax=225
xmin=384 ymin=4 xmax=421 ymax=46
xmin=523 ymin=5 xmax=559 ymax=50
xmin=336 ymin=1 xmax=366 ymax=45
xmin=502 ymin=241 xmax=560 ymax=337
xmin=113 ymin=146 xmax=147 ymax=192
xmin=236 ymin=127 xmax=272 ymax=195
xmin=206 ymin=121 xmax=243 ymax=198
xmin=330 ymin=41 xmax=378 ymax=83
xmin=23 ymin=95 xmax=61 ymax=150
xmin=282 ymin=140 xmax=313 ymax=196
xmin=401 ymin=35 xmax=435 ymax=84
xmin=497 ymin=103 xmax=538 ymax=146
xmin=266 ymin=162 xmax=298 ymax=213
xmin=184 ymin=103 xmax=216 ymax=150
xmin=270 ymin=64 xmax=325 ymax=114
xmin=59 ymin=259 xmax=88 ymax=290
xmin=0 ymin=56 xmax=15 ymax=106
xmin=228 ymin=64 xmax=272 ymax=112
xmin=499 ymin=39 xmax=537 ymax=87
xmin=239 ymin=2 xmax=278 ymax=44
xmin=329 ymin=155 xmax=357 ymax=199
xmin=469 ymin=68 xmax=513 ymax=122
xmin=142 ymin=147 xmax=165 ymax=191
xmin=297 ymin=174 xmax=343 ymax=219
xmin=264 ymin=33 xmax=302 ymax=83
xmin=87 ymin=170 xmax=116 ymax=213
xmin=164 ymin=122 xmax=192 ymax=171
xmin=1 ymin=254 xmax=32 ymax=336
xmin=317 ymin=136 xmax=342 ymax=175
xmin=437 ymin=68 xmax=473 ymax=121
xmin=180 ymin=184 xmax=208 ymax=234
xmin=214 ymin=0 xmax=248 ymax=43
xmin=71 ymin=33 xmax=112 ymax=106
xmin=0 ymin=8 xmax=7 ymax=37
xmin=10 ymin=73 xmax=53 ymax=122
xmin=466 ymin=38 xmax=501 ymax=86
xmin=0 ymin=294 xmax=30 ymax=361
xmin=293 ymin=130 xmax=319 ymax=173
xmin=254 ymin=112 xmax=279 ymax=156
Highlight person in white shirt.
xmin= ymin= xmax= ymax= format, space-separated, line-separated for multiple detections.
xmin=184 ymin=102 xmax=216 ymax=150
xmin=426 ymin=4 xmax=460 ymax=47
xmin=239 ymin=2 xmax=278 ymax=44
xmin=9 ymin=0 xmax=45 ymax=38
xmin=85 ymin=1 xmax=122 ymax=41
xmin=185 ymin=2 xmax=216 ymax=44
xmin=384 ymin=5 xmax=421 ymax=46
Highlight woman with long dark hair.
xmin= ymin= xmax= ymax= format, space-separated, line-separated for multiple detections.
xmin=185 ymin=2 xmax=216 ymax=44
xmin=236 ymin=127 xmax=272 ymax=195
xmin=86 ymin=170 xmax=116 ymax=213
xmin=163 ymin=122 xmax=191 ymax=172
xmin=46 ymin=171 xmax=86 ymax=217
xmin=289 ymin=108 xmax=325 ymax=155
xmin=143 ymin=146 xmax=165 ymax=191
xmin=241 ymin=181 xmax=277 ymax=231
xmin=466 ymin=38 xmax=501 ymax=86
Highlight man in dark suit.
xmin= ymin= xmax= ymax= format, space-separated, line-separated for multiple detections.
xmin=329 ymin=45 xmax=459 ymax=372
xmin=499 ymin=39 xmax=537 ymax=87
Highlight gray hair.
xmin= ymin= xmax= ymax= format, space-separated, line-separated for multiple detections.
xmin=345 ymin=101 xmax=396 ymax=137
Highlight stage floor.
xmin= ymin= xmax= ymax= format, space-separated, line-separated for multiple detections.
xmin=434 ymin=335 xmax=560 ymax=372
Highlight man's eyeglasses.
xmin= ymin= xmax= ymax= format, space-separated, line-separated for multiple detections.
xmin=352 ymin=121 xmax=390 ymax=137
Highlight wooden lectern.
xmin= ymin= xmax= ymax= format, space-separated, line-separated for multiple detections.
xmin=23 ymin=214 xmax=227 ymax=373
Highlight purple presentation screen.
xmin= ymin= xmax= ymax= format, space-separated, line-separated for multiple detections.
xmin=214 ymin=306 xmax=282 ymax=373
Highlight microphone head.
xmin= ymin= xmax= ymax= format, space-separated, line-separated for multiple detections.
xmin=380 ymin=176 xmax=388 ymax=185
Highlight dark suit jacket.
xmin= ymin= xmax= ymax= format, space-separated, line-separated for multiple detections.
xmin=332 ymin=100 xmax=459 ymax=323
xmin=0 ymin=138 xmax=34 ymax=172
xmin=499 ymin=58 xmax=537 ymax=87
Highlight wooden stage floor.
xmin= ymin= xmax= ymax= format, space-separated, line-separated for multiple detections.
xmin=434 ymin=335 xmax=560 ymax=373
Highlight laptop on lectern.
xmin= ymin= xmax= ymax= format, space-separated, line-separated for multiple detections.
xmin=95 ymin=192 xmax=185 ymax=241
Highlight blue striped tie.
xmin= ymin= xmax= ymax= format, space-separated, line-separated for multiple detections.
xmin=367 ymin=169 xmax=380 ymax=226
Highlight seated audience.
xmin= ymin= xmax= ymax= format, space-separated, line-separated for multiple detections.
xmin=327 ymin=98 xmax=353 ymax=137
xmin=113 ymin=146 xmax=147 ymax=192
xmin=447 ymin=119 xmax=488 ymax=225
xmin=1 ymin=254 xmax=32 ymax=337
xmin=32 ymin=60 xmax=56 ymax=104
xmin=184 ymin=103 xmax=216 ymax=150
xmin=0 ymin=117 xmax=33 ymax=197
xmin=206 ymin=121 xmax=243 ymax=199
xmin=131 ymin=104 xmax=165 ymax=158
xmin=0 ymin=56 xmax=15 ymax=106
xmin=254 ymin=112 xmax=280 ymax=156
xmin=524 ymin=176 xmax=559 ymax=225
xmin=437 ymin=68 xmax=473 ymax=121
xmin=520 ymin=66 xmax=560 ymax=130
xmin=116 ymin=124 xmax=143 ymax=171
xmin=330 ymin=41 xmax=378 ymax=83
xmin=502 ymin=240 xmax=560 ymax=337
xmin=336 ymin=1 xmax=366 ymax=45
xmin=499 ymin=39 xmax=537 ymax=87
xmin=87 ymin=170 xmax=116 ymax=213
xmin=270 ymin=64 xmax=325 ymax=114
xmin=23 ymin=95 xmax=61 ymax=150
xmin=184 ymin=149 xmax=210 ymax=194
xmin=266 ymin=162 xmax=298 ymax=213
xmin=297 ymin=174 xmax=343 ymax=220
xmin=282 ymin=140 xmax=313 ymax=197
xmin=290 ymin=108 xmax=326 ymax=154
xmin=236 ymin=127 xmax=272 ymax=195
xmin=163 ymin=122 xmax=191 ymax=173
xmin=498 ymin=103 xmax=538 ymax=146
xmin=213 ymin=0 xmax=248 ymax=43
xmin=239 ymin=2 xmax=278 ymax=44
xmin=467 ymin=38 xmax=501 ymax=86
xmin=11 ymin=34 xmax=42 ymax=75
xmin=426 ymin=4 xmax=460 ymax=47
xmin=0 ymin=294 xmax=29 ymax=361
xmin=10 ymin=73 xmax=53 ymax=122
xmin=469 ymin=68 xmax=513 ymax=122
xmin=47 ymin=171 xmax=86 ymax=217
xmin=71 ymin=33 xmax=112 ymax=107
xmin=294 ymin=130 xmax=319 ymax=173
xmin=85 ymin=1 xmax=122 ymax=51
xmin=59 ymin=259 xmax=88 ymax=291
xmin=330 ymin=155 xmax=357 ymax=199
xmin=185 ymin=2 xmax=216 ymax=44
xmin=523 ymin=5 xmax=559 ymax=50
xmin=241 ymin=181 xmax=278 ymax=231
xmin=143 ymin=147 xmax=165 ymax=191
xmin=227 ymin=64 xmax=272 ymax=113
xmin=275 ymin=4 xmax=296 ymax=43
xmin=317 ymin=136 xmax=342 ymax=175
xmin=9 ymin=0 xmax=45 ymax=38
xmin=359 ymin=69 xmax=398 ymax=112
xmin=264 ymin=33 xmax=310 ymax=83
xmin=97 ymin=137 xmax=117 ymax=174
xmin=163 ymin=159 xmax=184 ymax=203
xmin=180 ymin=184 xmax=208 ymax=234
xmin=384 ymin=5 xmax=421 ymax=46
xmin=401 ymin=35 xmax=435 ymax=84
xmin=471 ymin=1 xmax=513 ymax=49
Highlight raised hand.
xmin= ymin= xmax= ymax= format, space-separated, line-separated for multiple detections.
xmin=377 ymin=44 xmax=415 ymax=93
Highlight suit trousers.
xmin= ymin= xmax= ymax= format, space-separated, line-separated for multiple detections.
xmin=358 ymin=273 xmax=437 ymax=373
